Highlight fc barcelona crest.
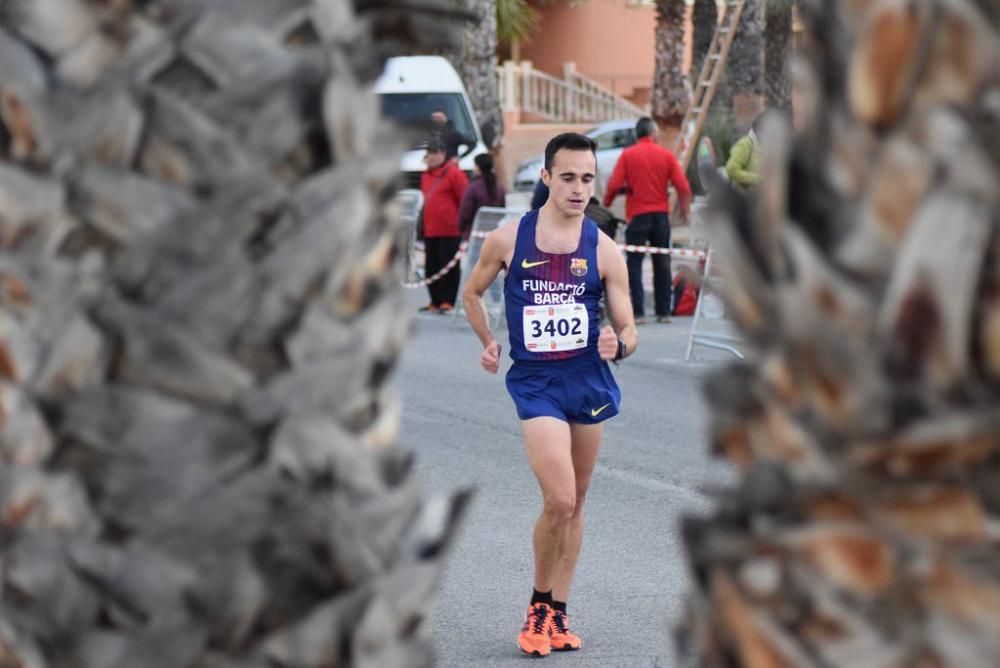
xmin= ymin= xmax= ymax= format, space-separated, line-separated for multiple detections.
xmin=570 ymin=258 xmax=588 ymax=277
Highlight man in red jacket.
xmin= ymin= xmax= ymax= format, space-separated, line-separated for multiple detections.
xmin=420 ymin=138 xmax=468 ymax=313
xmin=604 ymin=117 xmax=691 ymax=323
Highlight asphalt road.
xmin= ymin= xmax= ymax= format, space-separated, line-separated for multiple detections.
xmin=395 ymin=286 xmax=737 ymax=667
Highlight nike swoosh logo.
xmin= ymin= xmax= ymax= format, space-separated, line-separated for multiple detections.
xmin=590 ymin=403 xmax=611 ymax=417
xmin=521 ymin=259 xmax=550 ymax=269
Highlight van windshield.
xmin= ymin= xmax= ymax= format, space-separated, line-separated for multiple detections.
xmin=380 ymin=93 xmax=478 ymax=146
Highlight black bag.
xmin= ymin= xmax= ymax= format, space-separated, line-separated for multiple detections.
xmin=585 ymin=197 xmax=622 ymax=239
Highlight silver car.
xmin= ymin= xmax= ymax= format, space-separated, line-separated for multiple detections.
xmin=512 ymin=119 xmax=638 ymax=199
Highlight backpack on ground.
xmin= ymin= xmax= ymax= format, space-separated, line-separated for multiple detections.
xmin=672 ymin=274 xmax=698 ymax=316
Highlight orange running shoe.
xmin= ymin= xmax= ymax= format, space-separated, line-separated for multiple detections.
xmin=549 ymin=609 xmax=582 ymax=651
xmin=517 ymin=603 xmax=553 ymax=657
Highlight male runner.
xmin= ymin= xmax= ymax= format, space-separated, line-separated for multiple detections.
xmin=461 ymin=132 xmax=638 ymax=657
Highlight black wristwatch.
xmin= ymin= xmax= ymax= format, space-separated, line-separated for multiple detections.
xmin=613 ymin=337 xmax=626 ymax=363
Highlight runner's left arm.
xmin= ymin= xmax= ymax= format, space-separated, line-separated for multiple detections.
xmin=598 ymin=233 xmax=638 ymax=361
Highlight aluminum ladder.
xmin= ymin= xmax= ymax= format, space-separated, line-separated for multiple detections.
xmin=673 ymin=0 xmax=745 ymax=173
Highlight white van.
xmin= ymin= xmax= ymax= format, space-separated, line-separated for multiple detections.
xmin=375 ymin=55 xmax=489 ymax=189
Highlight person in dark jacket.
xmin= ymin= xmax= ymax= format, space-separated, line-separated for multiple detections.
xmin=430 ymin=109 xmax=475 ymax=162
xmin=604 ymin=117 xmax=692 ymax=323
xmin=458 ymin=153 xmax=507 ymax=238
xmin=530 ymin=178 xmax=549 ymax=210
xmin=420 ymin=137 xmax=468 ymax=313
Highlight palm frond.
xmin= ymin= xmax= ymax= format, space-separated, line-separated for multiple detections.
xmin=497 ymin=0 xmax=539 ymax=43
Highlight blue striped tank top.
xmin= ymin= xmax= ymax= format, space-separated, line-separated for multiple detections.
xmin=504 ymin=210 xmax=603 ymax=363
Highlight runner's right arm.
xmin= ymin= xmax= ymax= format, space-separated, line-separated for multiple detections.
xmin=461 ymin=227 xmax=513 ymax=374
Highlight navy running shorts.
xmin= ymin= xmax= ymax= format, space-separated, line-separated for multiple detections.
xmin=505 ymin=352 xmax=621 ymax=424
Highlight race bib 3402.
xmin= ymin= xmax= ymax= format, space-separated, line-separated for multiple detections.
xmin=522 ymin=303 xmax=588 ymax=353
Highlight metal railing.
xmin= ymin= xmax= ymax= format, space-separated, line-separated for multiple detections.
xmin=683 ymin=248 xmax=745 ymax=361
xmin=393 ymin=189 xmax=424 ymax=283
xmin=498 ymin=60 xmax=647 ymax=124
xmin=683 ymin=198 xmax=745 ymax=362
xmin=453 ymin=206 xmax=527 ymax=330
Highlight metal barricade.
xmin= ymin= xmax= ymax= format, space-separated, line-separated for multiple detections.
xmin=393 ymin=189 xmax=424 ymax=283
xmin=454 ymin=206 xmax=526 ymax=330
xmin=683 ymin=247 xmax=744 ymax=361
xmin=683 ymin=195 xmax=744 ymax=361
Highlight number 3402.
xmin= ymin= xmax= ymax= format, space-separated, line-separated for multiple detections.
xmin=530 ymin=318 xmax=582 ymax=338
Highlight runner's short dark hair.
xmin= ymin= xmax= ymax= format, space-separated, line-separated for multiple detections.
xmin=544 ymin=133 xmax=597 ymax=172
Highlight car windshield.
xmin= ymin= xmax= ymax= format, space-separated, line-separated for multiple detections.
xmin=593 ymin=128 xmax=636 ymax=151
xmin=380 ymin=93 xmax=477 ymax=146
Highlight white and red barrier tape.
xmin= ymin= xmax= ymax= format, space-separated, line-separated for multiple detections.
xmin=618 ymin=244 xmax=707 ymax=258
xmin=402 ymin=241 xmax=469 ymax=289
xmin=402 ymin=234 xmax=707 ymax=288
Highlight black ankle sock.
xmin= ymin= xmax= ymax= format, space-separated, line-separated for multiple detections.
xmin=531 ymin=589 xmax=553 ymax=606
xmin=552 ymin=600 xmax=567 ymax=613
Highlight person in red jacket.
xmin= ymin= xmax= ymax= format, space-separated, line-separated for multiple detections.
xmin=420 ymin=138 xmax=468 ymax=313
xmin=603 ymin=117 xmax=692 ymax=323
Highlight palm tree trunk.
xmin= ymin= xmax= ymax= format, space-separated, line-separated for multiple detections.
xmin=0 ymin=1 xmax=472 ymax=666
xmin=678 ymin=0 xmax=1000 ymax=665
xmin=652 ymin=0 xmax=690 ymax=131
xmin=459 ymin=0 xmax=504 ymax=148
xmin=764 ymin=0 xmax=793 ymax=110
xmin=691 ymin=0 xmax=719 ymax=88
xmin=727 ymin=0 xmax=765 ymax=128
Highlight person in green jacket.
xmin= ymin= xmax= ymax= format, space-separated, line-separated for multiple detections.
xmin=726 ymin=113 xmax=763 ymax=192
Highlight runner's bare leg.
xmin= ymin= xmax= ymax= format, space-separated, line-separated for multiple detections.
xmin=552 ymin=422 xmax=603 ymax=602
xmin=522 ymin=417 xmax=575 ymax=593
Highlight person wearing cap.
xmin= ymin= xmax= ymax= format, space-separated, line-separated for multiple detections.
xmin=419 ymin=137 xmax=468 ymax=313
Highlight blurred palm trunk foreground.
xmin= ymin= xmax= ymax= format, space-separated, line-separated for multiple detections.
xmin=0 ymin=1 xmax=473 ymax=666
xmin=679 ymin=0 xmax=1000 ymax=666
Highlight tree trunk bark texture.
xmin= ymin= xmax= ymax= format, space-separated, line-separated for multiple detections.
xmin=691 ymin=0 xmax=719 ymax=89
xmin=678 ymin=1 xmax=1000 ymax=666
xmin=727 ymin=0 xmax=764 ymax=127
xmin=458 ymin=0 xmax=503 ymax=148
xmin=652 ymin=0 xmax=690 ymax=130
xmin=0 ymin=1 xmax=472 ymax=666
xmin=764 ymin=1 xmax=792 ymax=111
